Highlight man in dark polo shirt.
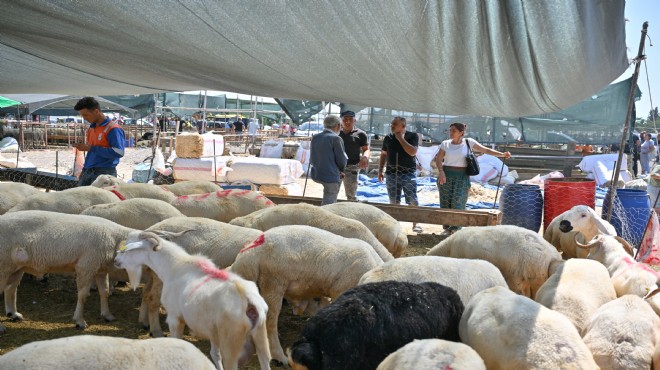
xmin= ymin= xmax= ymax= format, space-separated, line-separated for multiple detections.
xmin=339 ymin=110 xmax=370 ymax=201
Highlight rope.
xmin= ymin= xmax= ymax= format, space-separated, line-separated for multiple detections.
xmin=642 ymin=36 xmax=657 ymax=133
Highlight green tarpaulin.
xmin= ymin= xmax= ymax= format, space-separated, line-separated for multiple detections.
xmin=0 ymin=96 xmax=21 ymax=109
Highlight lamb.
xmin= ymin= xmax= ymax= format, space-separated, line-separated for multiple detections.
xmin=460 ymin=286 xmax=598 ymax=369
xmin=136 ymin=216 xmax=262 ymax=337
xmin=0 ymin=182 xmax=40 ymax=215
xmin=287 ymin=281 xmax=464 ymax=370
xmin=0 ymin=335 xmax=216 ymax=369
xmin=6 ymin=186 xmax=119 ymax=214
xmin=358 ymin=255 xmax=508 ymax=305
xmin=230 ymin=203 xmax=394 ymax=262
xmin=376 ymin=339 xmax=486 ymax=370
xmin=582 ymin=295 xmax=660 ymax=369
xmin=114 ymin=230 xmax=271 ymax=370
xmin=229 ymin=225 xmax=384 ymax=364
xmin=544 ymin=205 xmax=617 ymax=259
xmin=534 ymin=258 xmax=617 ymax=333
xmin=576 ymin=234 xmax=659 ymax=297
xmin=171 ymin=189 xmax=275 ymax=223
xmin=0 ymin=210 xmax=133 ymax=328
xmin=103 ymin=183 xmax=177 ymax=203
xmin=426 ymin=225 xmax=563 ymax=297
xmin=81 ymin=198 xmax=185 ymax=230
xmin=322 ymin=202 xmax=408 ymax=257
xmin=91 ymin=174 xmax=126 ymax=187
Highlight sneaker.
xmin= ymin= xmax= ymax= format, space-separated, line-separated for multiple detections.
xmin=412 ymin=225 xmax=423 ymax=233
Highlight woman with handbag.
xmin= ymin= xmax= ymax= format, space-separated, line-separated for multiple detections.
xmin=435 ymin=122 xmax=511 ymax=235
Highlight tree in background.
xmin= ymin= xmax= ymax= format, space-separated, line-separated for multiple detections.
xmin=648 ymin=107 xmax=660 ymax=124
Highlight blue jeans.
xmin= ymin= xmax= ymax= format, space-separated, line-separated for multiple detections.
xmin=319 ymin=181 xmax=341 ymax=205
xmin=78 ymin=167 xmax=117 ymax=187
xmin=386 ymin=172 xmax=418 ymax=206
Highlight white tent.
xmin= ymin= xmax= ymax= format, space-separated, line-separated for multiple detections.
xmin=0 ymin=1 xmax=627 ymax=117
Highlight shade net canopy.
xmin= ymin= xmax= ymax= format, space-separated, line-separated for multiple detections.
xmin=0 ymin=94 xmax=137 ymax=116
xmin=349 ymin=77 xmax=641 ymax=145
xmin=0 ymin=0 xmax=628 ymax=117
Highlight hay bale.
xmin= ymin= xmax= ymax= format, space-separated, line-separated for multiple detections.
xmin=259 ymin=182 xmax=302 ymax=196
xmin=175 ymin=133 xmax=204 ymax=158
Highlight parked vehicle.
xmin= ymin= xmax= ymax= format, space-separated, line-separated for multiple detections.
xmin=294 ymin=122 xmax=324 ymax=137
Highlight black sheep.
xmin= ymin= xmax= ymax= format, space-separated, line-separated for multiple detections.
xmin=287 ymin=280 xmax=464 ymax=370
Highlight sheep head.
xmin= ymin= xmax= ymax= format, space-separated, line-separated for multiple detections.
xmin=114 ymin=231 xmax=162 ymax=290
xmin=557 ymin=205 xmax=616 ymax=240
xmin=577 ymin=234 xmax=634 ymax=262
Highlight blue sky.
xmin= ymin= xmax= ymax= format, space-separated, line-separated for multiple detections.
xmin=615 ymin=0 xmax=659 ymax=119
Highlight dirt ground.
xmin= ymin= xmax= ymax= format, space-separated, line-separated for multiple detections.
xmin=0 ymin=237 xmax=436 ymax=369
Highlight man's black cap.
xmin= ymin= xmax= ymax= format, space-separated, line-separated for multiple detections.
xmin=340 ymin=110 xmax=355 ymax=118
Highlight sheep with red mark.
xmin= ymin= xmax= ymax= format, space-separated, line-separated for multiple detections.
xmin=426 ymin=225 xmax=563 ymax=297
xmin=322 ymin=202 xmax=408 ymax=257
xmin=0 ymin=182 xmax=40 ymax=215
xmin=287 ymin=281 xmax=464 ymax=370
xmin=132 ymin=216 xmax=262 ymax=337
xmin=0 ymin=210 xmax=133 ymax=329
xmin=92 ymin=174 xmax=223 ymax=196
xmin=460 ymin=286 xmax=598 ymax=369
xmin=6 ymin=186 xmax=119 ymax=214
xmin=582 ymin=295 xmax=660 ymax=369
xmin=103 ymin=183 xmax=177 ymax=203
xmin=534 ymin=258 xmax=617 ymax=333
xmin=114 ymin=230 xmax=271 ymax=370
xmin=229 ymin=225 xmax=384 ymax=364
xmin=81 ymin=198 xmax=184 ymax=230
xmin=0 ymin=335 xmax=216 ymax=369
xmin=171 ymin=189 xmax=275 ymax=223
xmin=575 ymin=234 xmax=660 ymax=297
xmin=358 ymin=255 xmax=508 ymax=306
xmin=544 ymin=205 xmax=617 ymax=259
xmin=90 ymin=174 xmax=126 ymax=188
xmin=230 ymin=203 xmax=394 ymax=262
xmin=376 ymin=339 xmax=486 ymax=370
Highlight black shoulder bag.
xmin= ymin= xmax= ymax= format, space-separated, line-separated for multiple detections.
xmin=465 ymin=139 xmax=480 ymax=176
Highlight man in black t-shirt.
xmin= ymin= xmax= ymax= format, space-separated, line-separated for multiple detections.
xmin=378 ymin=116 xmax=422 ymax=233
xmin=339 ymin=110 xmax=370 ymax=201
xmin=233 ymin=117 xmax=244 ymax=137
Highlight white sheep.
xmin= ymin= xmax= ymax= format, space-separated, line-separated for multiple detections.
xmin=426 ymin=225 xmax=563 ymax=297
xmin=6 ymin=186 xmax=119 ymax=214
xmin=114 ymin=230 xmax=271 ymax=370
xmin=103 ymin=183 xmax=178 ymax=203
xmin=582 ymin=295 xmax=660 ymax=369
xmin=81 ymin=198 xmax=184 ymax=230
xmin=376 ymin=339 xmax=486 ymax=370
xmin=229 ymin=225 xmax=383 ymax=364
xmin=90 ymin=174 xmax=126 ymax=187
xmin=0 ymin=210 xmax=133 ymax=328
xmin=0 ymin=182 xmax=40 ymax=215
xmin=230 ymin=203 xmax=394 ymax=262
xmin=160 ymin=180 xmax=223 ymax=196
xmin=135 ymin=216 xmax=262 ymax=337
xmin=534 ymin=258 xmax=617 ymax=333
xmin=358 ymin=255 xmax=508 ymax=305
xmin=460 ymin=286 xmax=598 ymax=369
xmin=171 ymin=189 xmax=275 ymax=223
xmin=322 ymin=202 xmax=408 ymax=257
xmin=544 ymin=205 xmax=617 ymax=259
xmin=576 ymin=234 xmax=659 ymax=297
xmin=0 ymin=335 xmax=216 ymax=369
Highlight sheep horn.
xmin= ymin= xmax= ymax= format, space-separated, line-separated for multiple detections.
xmin=644 ymin=286 xmax=660 ymax=300
xmin=614 ymin=236 xmax=634 ymax=256
xmin=151 ymin=229 xmax=196 ymax=241
xmin=574 ymin=234 xmax=600 ymax=249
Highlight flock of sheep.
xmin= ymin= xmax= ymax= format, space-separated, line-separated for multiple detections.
xmin=0 ymin=176 xmax=660 ymax=369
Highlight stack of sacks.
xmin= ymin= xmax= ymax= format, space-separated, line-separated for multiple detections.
xmin=415 ymin=146 xmax=440 ymax=177
xmin=578 ymin=153 xmax=629 ymax=187
xmin=489 ymin=170 xmax=518 ymax=186
xmin=172 ymin=132 xmax=227 ymax=181
xmin=260 ymin=139 xmax=284 ymax=158
xmin=470 ymin=154 xmax=509 ymax=185
xmin=295 ymin=141 xmax=311 ymax=172
xmin=227 ymin=156 xmax=303 ymax=196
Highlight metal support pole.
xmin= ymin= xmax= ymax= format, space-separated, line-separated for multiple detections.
xmin=606 ymin=21 xmax=649 ymax=222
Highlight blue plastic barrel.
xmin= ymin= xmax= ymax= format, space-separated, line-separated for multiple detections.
xmin=501 ymin=184 xmax=544 ymax=232
xmin=601 ymin=188 xmax=651 ymax=246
